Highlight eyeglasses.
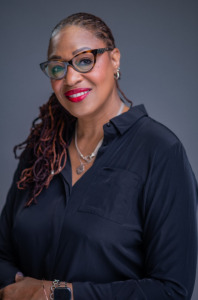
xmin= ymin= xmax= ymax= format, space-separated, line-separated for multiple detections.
xmin=40 ymin=47 xmax=114 ymax=80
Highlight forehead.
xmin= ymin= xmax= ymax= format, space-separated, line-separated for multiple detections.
xmin=49 ymin=26 xmax=105 ymax=59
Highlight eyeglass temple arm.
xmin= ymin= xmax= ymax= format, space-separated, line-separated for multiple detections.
xmin=97 ymin=47 xmax=114 ymax=54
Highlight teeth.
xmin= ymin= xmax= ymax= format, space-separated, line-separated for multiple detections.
xmin=68 ymin=90 xmax=90 ymax=98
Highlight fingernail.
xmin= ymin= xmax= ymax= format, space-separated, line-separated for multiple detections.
xmin=17 ymin=272 xmax=24 ymax=277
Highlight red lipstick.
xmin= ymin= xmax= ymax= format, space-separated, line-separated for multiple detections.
xmin=64 ymin=88 xmax=91 ymax=103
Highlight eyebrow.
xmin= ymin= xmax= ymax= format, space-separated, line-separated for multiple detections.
xmin=49 ymin=55 xmax=62 ymax=60
xmin=72 ymin=47 xmax=91 ymax=55
xmin=49 ymin=47 xmax=92 ymax=60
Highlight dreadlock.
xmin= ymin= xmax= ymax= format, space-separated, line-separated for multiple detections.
xmin=14 ymin=94 xmax=76 ymax=206
xmin=14 ymin=12 xmax=132 ymax=206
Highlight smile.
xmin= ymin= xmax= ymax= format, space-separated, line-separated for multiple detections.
xmin=64 ymin=88 xmax=91 ymax=103
xmin=69 ymin=91 xmax=89 ymax=98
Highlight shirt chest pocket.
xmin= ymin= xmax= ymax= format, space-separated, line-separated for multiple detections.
xmin=78 ymin=167 xmax=141 ymax=224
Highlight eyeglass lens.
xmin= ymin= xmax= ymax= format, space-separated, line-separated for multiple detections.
xmin=45 ymin=52 xmax=95 ymax=79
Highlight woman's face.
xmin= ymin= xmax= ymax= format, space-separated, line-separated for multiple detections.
xmin=49 ymin=26 xmax=120 ymax=118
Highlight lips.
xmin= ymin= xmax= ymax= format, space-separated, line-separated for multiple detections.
xmin=64 ymin=88 xmax=91 ymax=103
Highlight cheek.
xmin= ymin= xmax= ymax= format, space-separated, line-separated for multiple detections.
xmin=51 ymin=79 xmax=62 ymax=94
xmin=88 ymin=59 xmax=114 ymax=88
xmin=50 ymin=80 xmax=66 ymax=107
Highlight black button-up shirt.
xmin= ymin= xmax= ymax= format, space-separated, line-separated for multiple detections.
xmin=0 ymin=104 xmax=197 ymax=300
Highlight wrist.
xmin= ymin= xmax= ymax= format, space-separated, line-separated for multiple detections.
xmin=48 ymin=280 xmax=73 ymax=300
xmin=41 ymin=280 xmax=53 ymax=300
xmin=47 ymin=281 xmax=53 ymax=299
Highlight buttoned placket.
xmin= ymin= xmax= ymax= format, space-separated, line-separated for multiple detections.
xmin=60 ymin=121 xmax=119 ymax=198
xmin=42 ymin=122 xmax=119 ymax=278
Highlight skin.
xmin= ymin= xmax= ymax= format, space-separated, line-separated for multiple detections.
xmin=0 ymin=25 xmax=130 ymax=300
xmin=50 ymin=26 xmax=130 ymax=186
xmin=0 ymin=275 xmax=73 ymax=300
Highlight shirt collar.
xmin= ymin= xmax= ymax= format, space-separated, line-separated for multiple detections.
xmin=68 ymin=104 xmax=148 ymax=145
xmin=109 ymin=104 xmax=148 ymax=135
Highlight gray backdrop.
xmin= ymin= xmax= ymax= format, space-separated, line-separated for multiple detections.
xmin=0 ymin=0 xmax=197 ymax=298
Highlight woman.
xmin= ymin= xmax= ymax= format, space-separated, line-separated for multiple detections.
xmin=0 ymin=12 xmax=197 ymax=300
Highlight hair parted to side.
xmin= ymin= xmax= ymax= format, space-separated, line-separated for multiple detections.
xmin=48 ymin=13 xmax=132 ymax=107
xmin=14 ymin=12 xmax=133 ymax=206
xmin=48 ymin=12 xmax=116 ymax=55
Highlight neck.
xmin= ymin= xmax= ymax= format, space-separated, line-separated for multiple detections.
xmin=76 ymin=96 xmax=126 ymax=141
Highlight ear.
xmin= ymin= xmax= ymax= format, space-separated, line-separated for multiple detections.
xmin=110 ymin=48 xmax=121 ymax=73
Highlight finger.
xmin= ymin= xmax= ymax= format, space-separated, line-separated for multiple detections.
xmin=15 ymin=272 xmax=24 ymax=282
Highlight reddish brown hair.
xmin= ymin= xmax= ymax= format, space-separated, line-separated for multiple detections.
xmin=14 ymin=13 xmax=132 ymax=206
xmin=14 ymin=94 xmax=76 ymax=206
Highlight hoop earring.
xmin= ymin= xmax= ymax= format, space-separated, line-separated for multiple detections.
xmin=114 ymin=68 xmax=120 ymax=80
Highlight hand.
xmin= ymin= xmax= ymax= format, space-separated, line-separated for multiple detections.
xmin=0 ymin=273 xmax=52 ymax=300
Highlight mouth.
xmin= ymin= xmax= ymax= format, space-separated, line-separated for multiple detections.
xmin=64 ymin=88 xmax=91 ymax=103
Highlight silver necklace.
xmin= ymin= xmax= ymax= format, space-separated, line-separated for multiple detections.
xmin=75 ymin=101 xmax=125 ymax=175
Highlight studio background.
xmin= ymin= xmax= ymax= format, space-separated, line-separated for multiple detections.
xmin=0 ymin=0 xmax=197 ymax=298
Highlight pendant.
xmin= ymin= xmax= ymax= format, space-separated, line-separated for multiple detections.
xmin=76 ymin=164 xmax=84 ymax=174
xmin=84 ymin=154 xmax=94 ymax=163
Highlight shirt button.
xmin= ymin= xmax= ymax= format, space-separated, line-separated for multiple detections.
xmin=107 ymin=122 xmax=111 ymax=127
xmin=103 ymin=140 xmax=108 ymax=146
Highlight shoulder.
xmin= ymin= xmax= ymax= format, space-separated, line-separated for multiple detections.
xmin=142 ymin=115 xmax=179 ymax=144
xmin=133 ymin=113 xmax=184 ymax=158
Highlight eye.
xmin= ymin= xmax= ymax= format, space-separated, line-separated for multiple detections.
xmin=73 ymin=53 xmax=94 ymax=72
xmin=47 ymin=62 xmax=65 ymax=78
xmin=78 ymin=58 xmax=92 ymax=65
xmin=74 ymin=54 xmax=94 ymax=66
xmin=51 ymin=65 xmax=65 ymax=74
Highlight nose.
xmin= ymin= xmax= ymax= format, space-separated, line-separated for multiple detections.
xmin=63 ymin=65 xmax=83 ymax=86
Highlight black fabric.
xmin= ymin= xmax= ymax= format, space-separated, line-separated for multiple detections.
xmin=0 ymin=104 xmax=197 ymax=300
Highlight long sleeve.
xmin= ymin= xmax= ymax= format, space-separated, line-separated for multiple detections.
xmin=72 ymin=142 xmax=198 ymax=300
xmin=0 ymin=164 xmax=21 ymax=289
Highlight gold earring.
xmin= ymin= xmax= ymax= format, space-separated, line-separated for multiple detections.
xmin=114 ymin=68 xmax=120 ymax=80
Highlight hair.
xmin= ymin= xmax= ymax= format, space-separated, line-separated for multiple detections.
xmin=14 ymin=12 xmax=133 ymax=206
